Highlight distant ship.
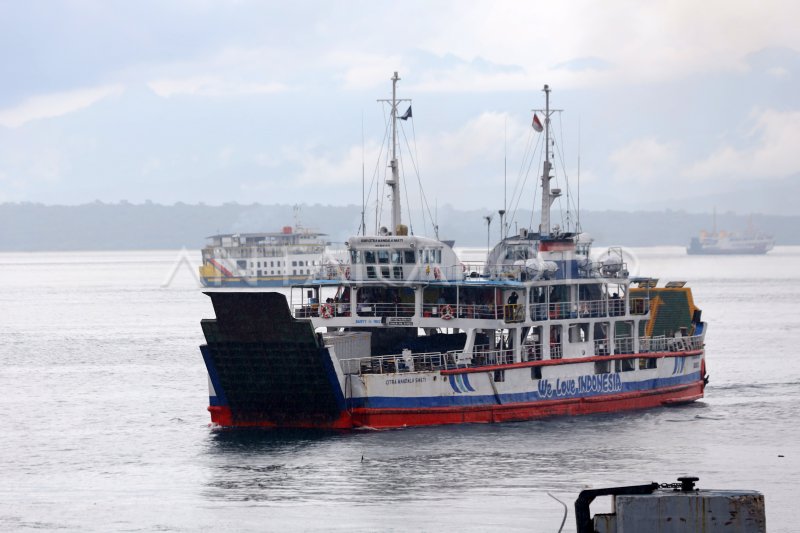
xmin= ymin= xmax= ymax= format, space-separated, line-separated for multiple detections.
xmin=199 ymin=218 xmax=329 ymax=287
xmin=687 ymin=212 xmax=774 ymax=255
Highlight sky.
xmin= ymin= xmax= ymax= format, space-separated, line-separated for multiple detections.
xmin=1 ymin=0 xmax=799 ymax=219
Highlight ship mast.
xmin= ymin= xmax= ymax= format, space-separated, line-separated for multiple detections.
xmin=378 ymin=72 xmax=409 ymax=233
xmin=538 ymin=84 xmax=561 ymax=238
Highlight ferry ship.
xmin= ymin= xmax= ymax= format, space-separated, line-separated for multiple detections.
xmin=687 ymin=211 xmax=774 ymax=255
xmin=198 ymin=74 xmax=708 ymax=429
xmin=199 ymin=222 xmax=329 ymax=287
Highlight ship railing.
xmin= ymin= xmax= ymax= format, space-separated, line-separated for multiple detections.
xmin=550 ymin=344 xmax=563 ymax=359
xmin=453 ymin=303 xmax=499 ymax=320
xmin=316 ymin=264 xmax=348 ymax=280
xmin=594 ymin=338 xmax=611 ymax=356
xmin=461 ymin=261 xmax=488 ymax=278
xmin=356 ymin=302 xmax=415 ymax=317
xmin=629 ymin=297 xmax=650 ymax=315
xmin=529 ymin=303 xmax=548 ymax=320
xmin=614 ymin=336 xmax=635 ymax=354
xmin=457 ymin=346 xmax=515 ymax=367
xmin=340 ymin=351 xmax=447 ymax=375
xmin=522 ymin=342 xmax=543 ymax=361
xmin=639 ymin=335 xmax=667 ymax=353
xmin=341 ymin=344 xmax=519 ymax=375
xmin=503 ymin=304 xmax=525 ymax=323
xmin=547 ymin=302 xmax=572 ymax=320
xmin=577 ymin=299 xmax=609 ymax=318
xmin=608 ymin=297 xmax=625 ymax=316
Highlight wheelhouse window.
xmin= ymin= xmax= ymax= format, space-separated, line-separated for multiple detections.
xmin=377 ymin=250 xmax=390 ymax=264
xmin=364 ymin=251 xmax=376 ymax=264
xmin=404 ymin=250 xmax=416 ymax=263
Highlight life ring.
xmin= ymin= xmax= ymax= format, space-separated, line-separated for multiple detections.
xmin=440 ymin=304 xmax=454 ymax=320
xmin=434 ymin=266 xmax=442 ymax=280
xmin=320 ymin=303 xmax=334 ymax=319
xmin=344 ymin=267 xmax=351 ymax=280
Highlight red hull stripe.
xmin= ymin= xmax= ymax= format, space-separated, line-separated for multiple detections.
xmin=350 ymin=382 xmax=704 ymax=428
xmin=208 ymin=381 xmax=704 ymax=430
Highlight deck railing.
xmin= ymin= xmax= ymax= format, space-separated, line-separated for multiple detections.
xmin=339 ymin=333 xmax=704 ymax=375
xmin=295 ymin=297 xmax=651 ymax=322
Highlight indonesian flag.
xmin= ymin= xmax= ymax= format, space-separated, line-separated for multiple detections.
xmin=532 ymin=113 xmax=543 ymax=132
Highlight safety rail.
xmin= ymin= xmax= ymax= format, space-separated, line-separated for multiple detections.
xmin=640 ymin=334 xmax=703 ymax=353
xmin=614 ymin=336 xmax=635 ymax=355
xmin=294 ymin=297 xmax=651 ymax=322
xmin=522 ymin=342 xmax=543 ymax=361
xmin=338 ymin=333 xmax=704 ymax=376
xmin=594 ymin=338 xmax=610 ymax=356
xmin=355 ymin=302 xmax=415 ymax=317
xmin=340 ymin=345 xmax=517 ymax=375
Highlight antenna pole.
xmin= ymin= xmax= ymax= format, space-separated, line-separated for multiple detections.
xmin=504 ymin=117 xmax=507 ymax=239
xmin=361 ymin=112 xmax=366 ymax=236
xmin=388 ymin=72 xmax=401 ymax=233
xmin=540 ymin=84 xmax=552 ymax=237
xmin=577 ymin=116 xmax=581 ymax=233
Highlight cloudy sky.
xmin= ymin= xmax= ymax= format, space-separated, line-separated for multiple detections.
xmin=1 ymin=0 xmax=798 ymax=218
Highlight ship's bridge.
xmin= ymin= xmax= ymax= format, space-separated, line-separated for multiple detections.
xmin=344 ymin=234 xmax=461 ymax=283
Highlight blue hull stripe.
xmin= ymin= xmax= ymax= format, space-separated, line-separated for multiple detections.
xmin=352 ymin=372 xmax=701 ymax=410
xmin=200 ymin=344 xmax=228 ymax=407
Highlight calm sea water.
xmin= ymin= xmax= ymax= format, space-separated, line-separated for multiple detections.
xmin=1 ymin=247 xmax=798 ymax=532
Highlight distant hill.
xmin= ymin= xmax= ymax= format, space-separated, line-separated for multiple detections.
xmin=0 ymin=201 xmax=797 ymax=251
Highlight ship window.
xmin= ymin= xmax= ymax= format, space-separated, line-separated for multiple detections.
xmin=423 ymin=249 xmax=430 ymax=263
xmin=615 ymin=358 xmax=636 ymax=372
xmin=404 ymin=250 xmax=416 ymax=263
xmin=594 ymin=360 xmax=611 ymax=374
xmin=237 ymin=260 xmax=247 ymax=269
xmin=366 ymin=266 xmax=377 ymax=279
xmin=493 ymin=370 xmax=505 ymax=382
xmin=639 ymin=357 xmax=657 ymax=370
xmin=250 ymin=261 xmax=254 ymax=267
xmin=292 ymin=261 xmax=297 ymax=267
xmin=531 ymin=366 xmax=542 ymax=380
xmin=377 ymin=251 xmax=390 ymax=264
xmin=257 ymin=270 xmax=261 ymax=276
xmin=293 ymin=270 xmax=296 ymax=275
xmin=364 ymin=251 xmax=376 ymax=264
xmin=391 ymin=250 xmax=402 ymax=264
xmin=381 ymin=266 xmax=390 ymax=278
xmin=393 ymin=266 xmax=403 ymax=279
xmin=350 ymin=250 xmax=360 ymax=263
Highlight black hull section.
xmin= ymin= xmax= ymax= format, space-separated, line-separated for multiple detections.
xmin=200 ymin=292 xmax=347 ymax=427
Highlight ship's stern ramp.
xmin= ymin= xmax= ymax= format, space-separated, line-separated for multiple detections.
xmin=199 ymin=292 xmax=348 ymax=428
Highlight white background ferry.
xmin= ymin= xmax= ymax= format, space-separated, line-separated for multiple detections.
xmin=199 ymin=222 xmax=328 ymax=287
